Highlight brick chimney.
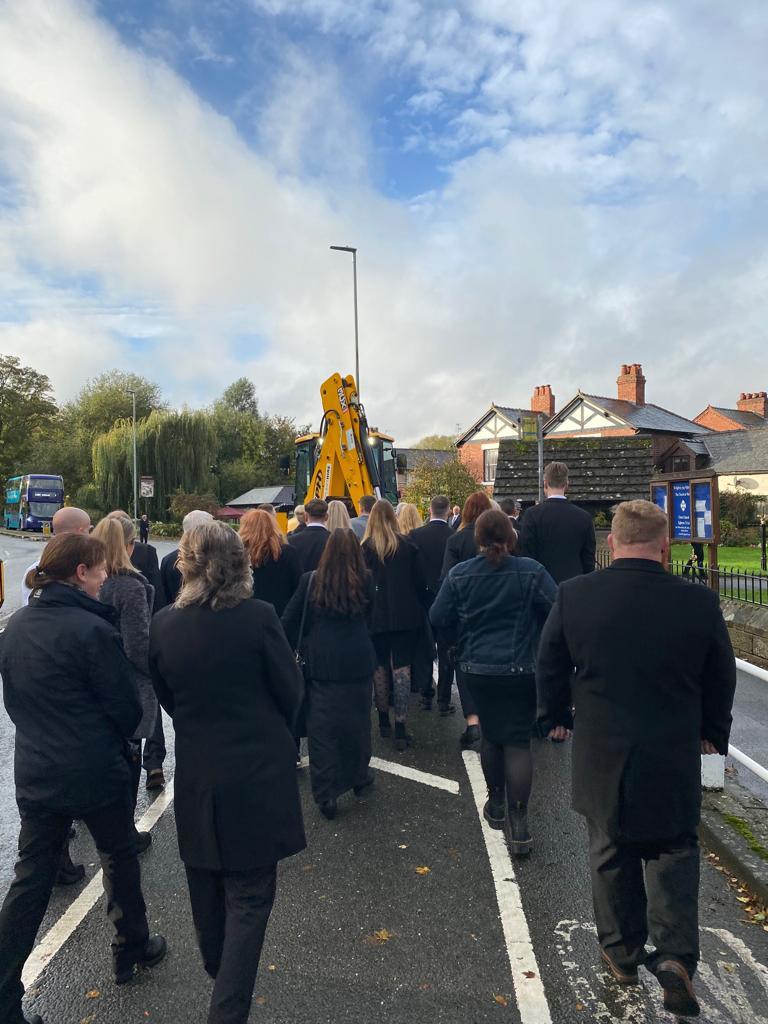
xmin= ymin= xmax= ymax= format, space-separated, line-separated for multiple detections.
xmin=531 ymin=384 xmax=555 ymax=417
xmin=617 ymin=363 xmax=646 ymax=405
xmin=736 ymin=391 xmax=767 ymax=418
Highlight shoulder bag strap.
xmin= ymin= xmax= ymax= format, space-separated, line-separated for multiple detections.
xmin=295 ymin=571 xmax=315 ymax=656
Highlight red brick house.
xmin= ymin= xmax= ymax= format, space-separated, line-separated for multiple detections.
xmin=694 ymin=392 xmax=767 ymax=432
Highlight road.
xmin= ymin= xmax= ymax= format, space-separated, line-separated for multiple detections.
xmin=0 ymin=534 xmax=767 ymax=1022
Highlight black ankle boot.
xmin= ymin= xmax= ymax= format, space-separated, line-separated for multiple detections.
xmin=506 ymin=801 xmax=532 ymax=857
xmin=483 ymin=787 xmax=505 ymax=829
xmin=378 ymin=711 xmax=392 ymax=738
xmin=394 ymin=721 xmax=412 ymax=752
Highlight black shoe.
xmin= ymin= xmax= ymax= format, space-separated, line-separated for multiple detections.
xmin=438 ymin=703 xmax=456 ymax=717
xmin=378 ymin=711 xmax=392 ymax=738
xmin=134 ymin=830 xmax=152 ymax=854
xmin=319 ymin=799 xmax=337 ymax=820
xmin=483 ymin=788 xmax=505 ymax=830
xmin=421 ymin=698 xmax=433 ymax=712
xmin=460 ymin=724 xmax=481 ymax=748
xmin=114 ymin=934 xmax=168 ymax=985
xmin=55 ymin=861 xmax=85 ymax=886
xmin=394 ymin=722 xmax=412 ymax=752
xmin=600 ymin=947 xmax=639 ymax=986
xmin=353 ymin=769 xmax=375 ymax=796
xmin=145 ymin=768 xmax=165 ymax=791
xmin=654 ymin=960 xmax=700 ymax=1018
xmin=506 ymin=801 xmax=532 ymax=857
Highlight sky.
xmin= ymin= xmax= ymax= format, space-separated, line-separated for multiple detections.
xmin=0 ymin=0 xmax=767 ymax=443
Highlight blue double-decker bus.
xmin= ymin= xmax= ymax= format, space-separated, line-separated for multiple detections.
xmin=3 ymin=474 xmax=65 ymax=531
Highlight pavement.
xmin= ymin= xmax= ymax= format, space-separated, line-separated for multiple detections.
xmin=0 ymin=535 xmax=767 ymax=1022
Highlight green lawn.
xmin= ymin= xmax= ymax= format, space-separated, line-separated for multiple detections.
xmin=671 ymin=544 xmax=766 ymax=574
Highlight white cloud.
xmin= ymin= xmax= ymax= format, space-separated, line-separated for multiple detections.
xmin=0 ymin=0 xmax=766 ymax=449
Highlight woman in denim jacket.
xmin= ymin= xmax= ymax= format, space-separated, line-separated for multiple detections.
xmin=430 ymin=509 xmax=556 ymax=856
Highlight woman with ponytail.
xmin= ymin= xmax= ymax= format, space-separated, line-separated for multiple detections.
xmin=430 ymin=510 xmax=557 ymax=858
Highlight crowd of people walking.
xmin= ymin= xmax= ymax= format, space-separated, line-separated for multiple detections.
xmin=0 ymin=461 xmax=737 ymax=1023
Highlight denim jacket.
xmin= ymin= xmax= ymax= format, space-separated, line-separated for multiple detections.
xmin=430 ymin=554 xmax=557 ymax=675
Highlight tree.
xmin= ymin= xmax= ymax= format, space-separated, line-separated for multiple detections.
xmin=217 ymin=377 xmax=259 ymax=417
xmin=0 ymin=354 xmax=58 ymax=482
xmin=71 ymin=370 xmax=165 ymax=439
xmin=93 ymin=410 xmax=217 ymax=520
xmin=411 ymin=434 xmax=456 ymax=451
xmin=168 ymin=491 xmax=220 ymax=521
xmin=403 ymin=455 xmax=484 ymax=517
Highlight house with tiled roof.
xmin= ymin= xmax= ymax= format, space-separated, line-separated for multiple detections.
xmin=658 ymin=425 xmax=768 ymax=499
xmin=694 ymin=392 xmax=767 ymax=432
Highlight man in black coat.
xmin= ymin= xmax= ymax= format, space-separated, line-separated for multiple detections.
xmin=518 ymin=462 xmax=595 ymax=583
xmin=409 ymin=494 xmax=456 ymax=712
xmin=536 ymin=499 xmax=736 ymax=1018
xmin=288 ymin=498 xmax=329 ymax=571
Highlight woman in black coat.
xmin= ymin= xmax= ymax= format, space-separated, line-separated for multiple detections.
xmin=282 ymin=529 xmax=377 ymax=820
xmin=149 ymin=522 xmax=305 ymax=1024
xmin=439 ymin=490 xmax=493 ymax=746
xmin=239 ymin=508 xmax=303 ymax=617
xmin=0 ymin=534 xmax=164 ymax=1024
xmin=362 ymin=500 xmax=430 ymax=751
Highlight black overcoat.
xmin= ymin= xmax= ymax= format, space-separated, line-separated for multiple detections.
xmin=251 ymin=544 xmax=303 ymax=617
xmin=287 ymin=525 xmax=330 ymax=572
xmin=536 ymin=559 xmax=736 ymax=841
xmin=517 ymin=498 xmax=596 ymax=583
xmin=149 ymin=599 xmax=306 ymax=871
xmin=441 ymin=524 xmax=478 ymax=578
xmin=159 ymin=547 xmax=182 ymax=606
xmin=362 ymin=537 xmax=430 ymax=634
xmin=409 ymin=520 xmax=453 ymax=596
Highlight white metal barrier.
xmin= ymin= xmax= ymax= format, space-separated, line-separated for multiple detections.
xmin=703 ymin=657 xmax=768 ymax=790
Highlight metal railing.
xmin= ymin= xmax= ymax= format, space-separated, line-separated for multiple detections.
xmin=595 ymin=550 xmax=767 ymax=606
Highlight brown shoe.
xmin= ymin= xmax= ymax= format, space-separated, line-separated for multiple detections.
xmin=599 ymin=947 xmax=639 ymax=986
xmin=655 ymin=959 xmax=700 ymax=1018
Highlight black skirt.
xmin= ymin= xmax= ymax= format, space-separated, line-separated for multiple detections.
xmin=306 ymin=677 xmax=372 ymax=804
xmin=464 ymin=673 xmax=536 ymax=747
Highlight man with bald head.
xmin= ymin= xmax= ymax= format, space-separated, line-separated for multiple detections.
xmin=21 ymin=507 xmax=92 ymax=607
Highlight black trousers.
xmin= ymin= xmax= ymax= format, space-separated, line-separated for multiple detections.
xmin=142 ymin=711 xmax=167 ymax=772
xmin=186 ymin=863 xmax=277 ymax=1024
xmin=435 ymin=629 xmax=455 ymax=707
xmin=587 ymin=820 xmax=700 ymax=977
xmin=0 ymin=796 xmax=149 ymax=1022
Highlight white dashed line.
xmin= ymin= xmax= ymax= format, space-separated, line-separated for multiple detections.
xmin=368 ymin=756 xmax=460 ymax=794
xmin=22 ymin=780 xmax=175 ymax=988
xmin=463 ymin=750 xmax=552 ymax=1024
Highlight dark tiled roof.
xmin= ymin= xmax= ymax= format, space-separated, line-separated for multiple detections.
xmin=581 ymin=394 xmax=711 ymax=436
xmin=455 ymin=403 xmax=533 ymax=447
xmin=701 ymin=426 xmax=768 ymax=474
xmin=399 ymin=448 xmax=455 ymax=469
xmin=710 ymin=407 xmax=765 ymax=427
xmin=494 ymin=436 xmax=654 ymax=504
xmin=493 ymin=405 xmax=532 ymax=421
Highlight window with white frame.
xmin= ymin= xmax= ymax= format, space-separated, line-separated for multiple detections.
xmin=483 ymin=447 xmax=498 ymax=483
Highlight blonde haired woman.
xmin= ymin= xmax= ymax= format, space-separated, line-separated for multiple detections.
xmin=149 ymin=522 xmax=304 ymax=1023
xmin=396 ymin=502 xmax=422 ymax=535
xmin=327 ymin=500 xmax=352 ymax=532
xmin=362 ymin=501 xmax=430 ymax=750
xmin=239 ymin=508 xmax=302 ymax=616
xmin=92 ymin=516 xmax=156 ymax=848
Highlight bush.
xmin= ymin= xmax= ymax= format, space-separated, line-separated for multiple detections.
xmin=168 ymin=491 xmax=219 ymax=521
xmin=149 ymin=521 xmax=183 ymax=538
xmin=720 ymin=521 xmax=760 ymax=547
xmin=720 ymin=491 xmax=758 ymax=529
xmin=593 ymin=510 xmax=611 ymax=529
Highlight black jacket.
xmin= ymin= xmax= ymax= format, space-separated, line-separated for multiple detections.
xmin=441 ymin=523 xmax=478 ymax=578
xmin=282 ymin=572 xmax=377 ymax=682
xmin=251 ymin=544 xmax=303 ymax=617
xmin=288 ymin=525 xmax=329 ymax=572
xmin=536 ymin=559 xmax=736 ymax=841
xmin=362 ymin=537 xmax=430 ymax=634
xmin=160 ymin=548 xmax=182 ymax=606
xmin=409 ymin=520 xmax=453 ymax=596
xmin=431 ymin=554 xmax=557 ymax=674
xmin=0 ymin=583 xmax=141 ymax=815
xmin=149 ymin=599 xmax=305 ymax=871
xmin=131 ymin=542 xmax=164 ymax=610
xmin=518 ymin=498 xmax=596 ymax=583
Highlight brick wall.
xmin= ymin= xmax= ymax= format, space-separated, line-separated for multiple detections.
xmin=720 ymin=599 xmax=768 ymax=670
xmin=458 ymin=442 xmax=491 ymax=492
xmin=694 ymin=407 xmax=746 ymax=432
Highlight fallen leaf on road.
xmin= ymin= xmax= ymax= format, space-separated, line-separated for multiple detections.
xmin=493 ymin=994 xmax=508 ymax=1006
xmin=267 ymin=964 xmax=276 ymax=972
xmin=398 ymin=844 xmax=408 ymax=849
xmin=79 ymin=1016 xmax=96 ymax=1024
xmin=365 ymin=928 xmax=394 ymax=944
xmin=722 ymin=963 xmax=735 ymax=973
xmin=575 ymin=1003 xmax=584 ymax=1011
xmin=85 ymin=990 xmax=100 ymax=999
xmin=523 ymin=971 xmax=536 ymax=979
xmin=254 ymin=996 xmax=266 ymax=1005
xmin=415 ymin=866 xmax=431 ymax=875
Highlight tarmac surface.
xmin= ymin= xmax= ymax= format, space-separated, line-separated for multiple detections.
xmin=1 ymin=533 xmax=768 ymax=1022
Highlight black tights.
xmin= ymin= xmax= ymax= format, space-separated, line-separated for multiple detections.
xmin=480 ymin=737 xmax=533 ymax=808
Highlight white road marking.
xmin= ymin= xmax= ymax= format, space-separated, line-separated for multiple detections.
xmin=22 ymin=780 xmax=175 ymax=988
xmin=554 ymin=919 xmax=768 ymax=1023
xmin=369 ymin=756 xmax=460 ymax=795
xmin=462 ymin=750 xmax=553 ymax=1024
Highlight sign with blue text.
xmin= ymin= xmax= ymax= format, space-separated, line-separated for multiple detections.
xmin=672 ymin=481 xmax=692 ymax=540
xmin=693 ymin=480 xmax=713 ymax=540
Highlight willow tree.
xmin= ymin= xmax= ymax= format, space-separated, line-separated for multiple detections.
xmin=93 ymin=410 xmax=217 ymax=519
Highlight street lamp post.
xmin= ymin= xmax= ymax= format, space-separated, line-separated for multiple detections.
xmin=330 ymin=244 xmax=360 ymax=394
xmin=126 ymin=389 xmax=138 ymax=521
